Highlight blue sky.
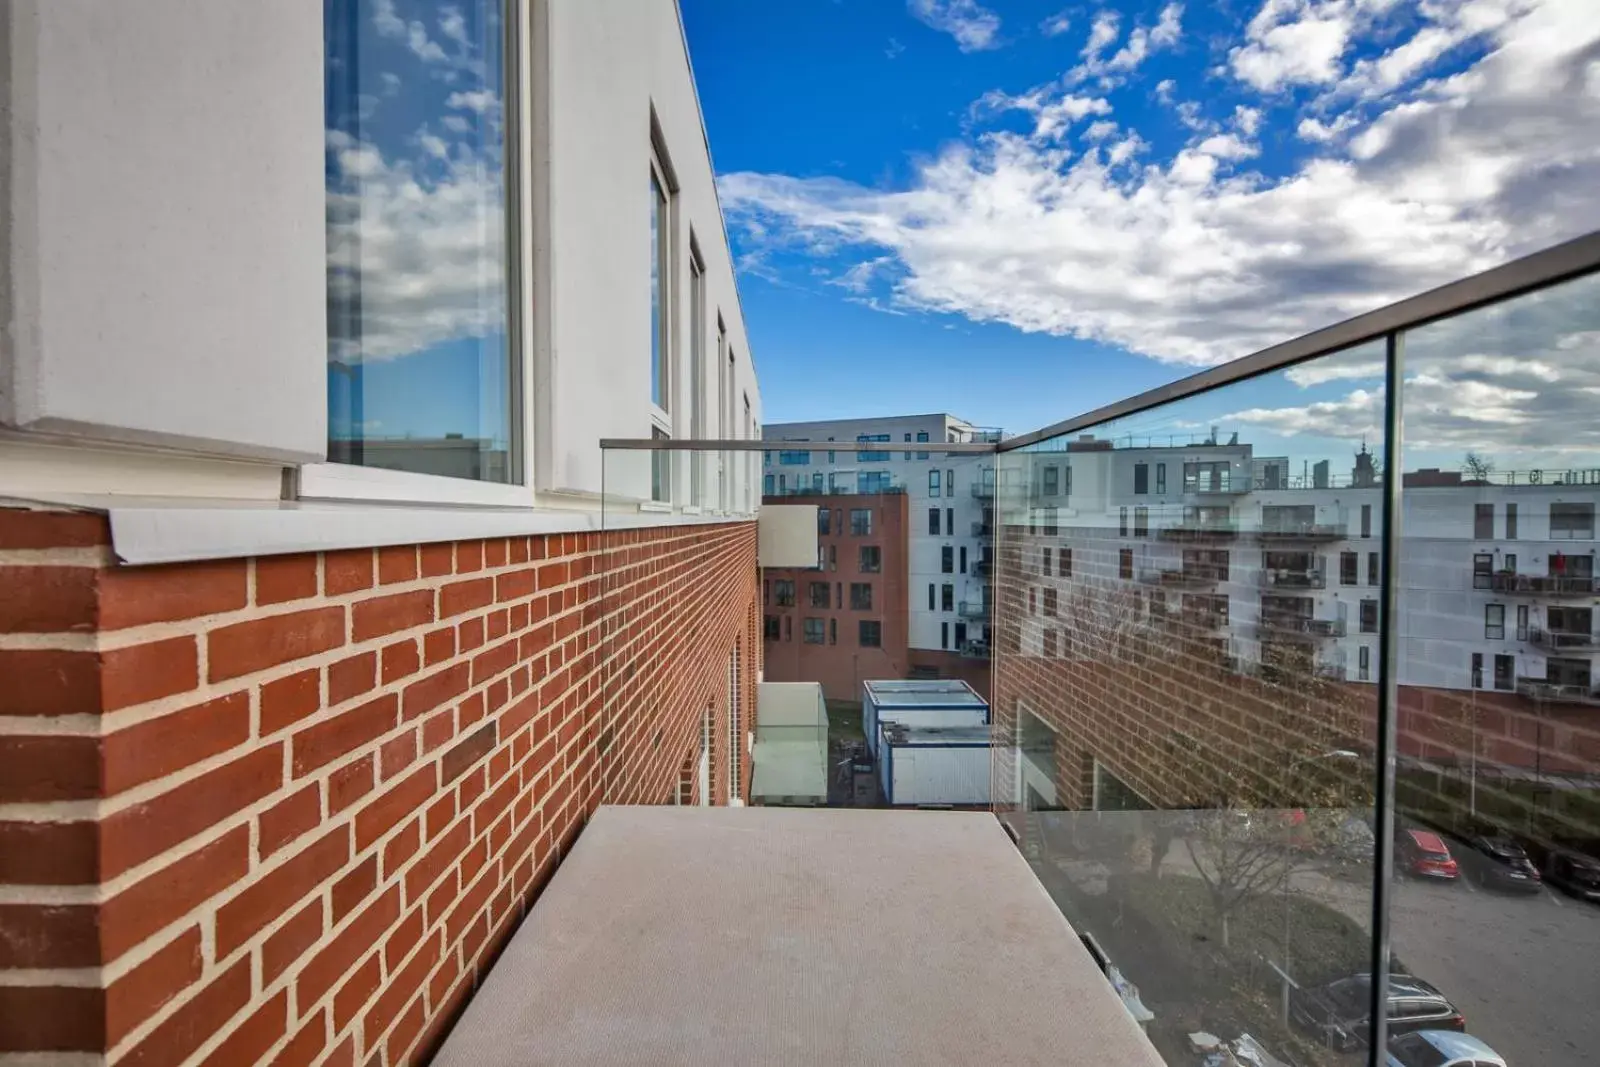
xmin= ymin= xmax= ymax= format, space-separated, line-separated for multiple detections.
xmin=685 ymin=0 xmax=1600 ymax=474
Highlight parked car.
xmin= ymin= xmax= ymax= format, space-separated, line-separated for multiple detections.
xmin=1387 ymin=1029 xmax=1506 ymax=1067
xmin=1291 ymin=974 xmax=1466 ymax=1051
xmin=1396 ymin=829 xmax=1459 ymax=880
xmin=1460 ymin=834 xmax=1543 ymax=893
xmin=1543 ymin=846 xmax=1600 ymax=903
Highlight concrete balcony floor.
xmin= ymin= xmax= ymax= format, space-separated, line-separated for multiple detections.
xmin=434 ymin=806 xmax=1161 ymax=1066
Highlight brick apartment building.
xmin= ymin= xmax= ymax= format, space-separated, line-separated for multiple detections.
xmin=0 ymin=3 xmax=778 ymax=1064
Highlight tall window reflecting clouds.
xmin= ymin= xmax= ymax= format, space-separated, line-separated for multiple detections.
xmin=325 ymin=0 xmax=513 ymax=483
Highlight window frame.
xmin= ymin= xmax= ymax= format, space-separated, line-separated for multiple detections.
xmin=859 ymin=620 xmax=882 ymax=648
xmin=1485 ymin=603 xmax=1505 ymax=640
xmin=849 ymin=582 xmax=873 ymax=611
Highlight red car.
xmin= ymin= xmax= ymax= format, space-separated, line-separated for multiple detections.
xmin=1398 ymin=829 xmax=1459 ymax=880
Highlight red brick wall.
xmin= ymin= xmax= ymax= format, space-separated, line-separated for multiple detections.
xmin=0 ymin=507 xmax=758 ymax=1065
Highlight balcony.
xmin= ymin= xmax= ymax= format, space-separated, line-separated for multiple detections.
xmin=1258 ymin=568 xmax=1326 ymax=589
xmin=1169 ymin=610 xmax=1229 ymax=632
xmin=1516 ymin=677 xmax=1600 ymax=704
xmin=971 ymin=558 xmax=993 ymax=578
xmin=959 ymin=639 xmax=992 ymax=659
xmin=972 ymin=481 xmax=996 ymax=499
xmin=958 ymin=599 xmax=990 ymax=619
xmin=1258 ymin=613 xmax=1347 ymax=639
xmin=972 ymin=520 xmax=994 ymax=537
xmin=1255 ymin=523 xmax=1347 ymax=543
xmin=1484 ymin=573 xmax=1600 ymax=596
xmin=1156 ymin=522 xmax=1238 ymax=543
xmin=1528 ymin=626 xmax=1600 ymax=652
xmin=1139 ymin=567 xmax=1219 ymax=589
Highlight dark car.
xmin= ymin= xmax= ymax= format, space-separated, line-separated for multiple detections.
xmin=1544 ymin=847 xmax=1600 ymax=903
xmin=1290 ymin=974 xmax=1465 ymax=1051
xmin=1461 ymin=834 xmax=1543 ymax=893
xmin=1396 ymin=829 xmax=1459 ymax=880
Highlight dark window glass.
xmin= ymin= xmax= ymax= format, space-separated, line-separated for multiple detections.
xmin=1118 ymin=548 xmax=1133 ymax=580
xmin=859 ymin=546 xmax=881 ymax=573
xmin=942 ymin=546 xmax=954 ymax=573
xmin=1133 ymin=463 xmax=1149 ymax=494
xmin=859 ymin=620 xmax=882 ymax=647
xmin=803 ymin=618 xmax=825 ymax=644
xmin=928 ymin=507 xmax=941 ymax=535
xmin=1340 ymin=551 xmax=1358 ymax=585
xmin=942 ymin=584 xmax=954 ymax=612
xmin=774 ymin=580 xmax=795 ymax=607
xmin=850 ymin=583 xmax=872 ymax=610
xmin=809 ymin=581 xmax=830 ymax=608
xmin=1474 ymin=502 xmax=1494 ymax=539
xmin=1360 ymin=599 xmax=1379 ymax=633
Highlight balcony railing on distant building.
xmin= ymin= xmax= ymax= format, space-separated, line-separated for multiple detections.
xmin=1516 ymin=677 xmax=1600 ymax=704
xmin=972 ymin=521 xmax=993 ymax=537
xmin=1528 ymin=626 xmax=1600 ymax=652
xmin=971 ymin=558 xmax=993 ymax=579
xmin=1259 ymin=568 xmax=1327 ymax=589
xmin=1256 ymin=523 xmax=1347 ymax=543
xmin=766 ymin=482 xmax=908 ymax=498
xmin=959 ymin=639 xmax=991 ymax=659
xmin=1157 ymin=521 xmax=1238 ymax=543
xmin=958 ymin=600 xmax=990 ymax=620
xmin=1485 ymin=573 xmax=1600 ymax=596
xmin=971 ymin=482 xmax=996 ymax=499
xmin=1259 ymin=614 xmax=1347 ymax=638
xmin=1139 ymin=567 xmax=1220 ymax=589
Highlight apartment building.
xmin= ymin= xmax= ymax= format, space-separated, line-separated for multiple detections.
xmin=762 ymin=414 xmax=1000 ymax=689
xmin=0 ymin=2 xmax=774 ymax=1062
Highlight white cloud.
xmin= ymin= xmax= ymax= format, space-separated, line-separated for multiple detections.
xmin=1155 ymin=78 xmax=1177 ymax=103
xmin=908 ymin=0 xmax=1003 ymax=52
xmin=1196 ymin=132 xmax=1260 ymax=159
xmin=380 ymin=72 xmax=402 ymax=97
xmin=1040 ymin=10 xmax=1073 ymax=37
xmin=1082 ymin=11 xmax=1122 ymax=64
xmin=975 ymin=86 xmax=1113 ymax=142
xmin=886 ymin=37 xmax=907 ymax=59
xmin=439 ymin=5 xmax=471 ymax=49
xmin=1084 ymin=119 xmax=1120 ymax=140
xmin=719 ymin=0 xmax=1600 ymax=368
xmin=446 ymin=89 xmax=498 ymax=114
xmin=1070 ymin=4 xmax=1185 ymax=85
xmin=1228 ymin=0 xmax=1367 ymax=91
xmin=440 ymin=115 xmax=472 ymax=134
xmin=1296 ymin=113 xmax=1357 ymax=141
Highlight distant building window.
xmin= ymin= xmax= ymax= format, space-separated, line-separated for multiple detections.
xmin=1156 ymin=463 xmax=1166 ymax=494
xmin=850 ymin=508 xmax=873 ymax=536
xmin=1358 ymin=645 xmax=1370 ymax=682
xmin=946 ymin=508 xmax=954 ymax=536
xmin=859 ymin=620 xmax=882 ymax=647
xmin=1134 ymin=463 xmax=1149 ymax=495
xmin=1044 ymin=506 xmax=1059 ymax=537
xmin=1043 ymin=588 xmax=1058 ymax=617
xmin=1474 ymin=502 xmax=1494 ymax=539
xmin=817 ymin=509 xmax=831 ymax=536
xmin=1043 ymin=465 xmax=1059 ymax=496
xmin=1360 ymin=599 xmax=1379 ymax=634
xmin=929 ymin=470 xmax=941 ymax=498
xmin=860 ymin=546 xmax=882 ymax=573
xmin=916 ymin=431 xmax=930 ymax=459
xmin=803 ymin=618 xmax=825 ymax=644
xmin=1470 ymin=652 xmax=1484 ymax=688
xmin=942 ymin=546 xmax=954 ymax=573
xmin=1494 ymin=653 xmax=1514 ymax=691
xmin=774 ymin=580 xmax=795 ymax=607
xmin=809 ymin=581 xmax=830 ymax=608
xmin=1064 ymin=465 xmax=1072 ymax=496
xmin=763 ymin=616 xmax=779 ymax=641
xmin=783 ymin=615 xmax=791 ymax=641
xmin=1340 ymin=551 xmax=1358 ymax=586
xmin=904 ymin=432 xmax=913 ymax=461
xmin=1119 ymin=507 xmax=1128 ymax=537
xmin=1506 ymin=502 xmax=1518 ymax=540
xmin=928 ymin=583 xmax=935 ymax=610
xmin=954 ymin=621 xmax=966 ymax=648
xmin=1551 ymin=502 xmax=1595 ymax=540
xmin=1043 ymin=629 xmax=1057 ymax=658
xmin=828 ymin=544 xmax=837 ymax=571
xmin=778 ymin=449 xmax=810 ymax=465
xmin=1119 ymin=548 xmax=1133 ymax=580
xmin=850 ymin=583 xmax=873 ymax=610
xmin=942 ymin=584 xmax=954 ymax=612
xmin=830 ymin=618 xmax=837 ymax=645
xmin=1361 ymin=504 xmax=1372 ymax=538
xmin=1060 ymin=548 xmax=1072 ymax=576
xmin=941 ymin=621 xmax=949 ymax=649
xmin=1367 ymin=552 xmax=1379 ymax=586
xmin=1473 ymin=553 xmax=1493 ymax=589
xmin=1042 ymin=547 xmax=1052 ymax=574
xmin=857 ymin=471 xmax=892 ymax=494
xmin=855 ymin=434 xmax=891 ymax=461
xmin=928 ymin=507 xmax=941 ymax=535
xmin=946 ymin=468 xmax=955 ymax=494
xmin=1484 ymin=603 xmax=1505 ymax=640
xmin=1133 ymin=506 xmax=1148 ymax=538
xmin=763 ymin=474 xmax=774 ymax=496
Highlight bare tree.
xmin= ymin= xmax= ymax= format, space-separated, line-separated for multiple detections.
xmin=1463 ymin=451 xmax=1495 ymax=482
xmin=1181 ymin=808 xmax=1291 ymax=949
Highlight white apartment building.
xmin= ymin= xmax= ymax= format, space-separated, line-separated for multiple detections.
xmin=763 ymin=414 xmax=1001 ymax=661
xmin=1003 ymin=435 xmax=1600 ymax=700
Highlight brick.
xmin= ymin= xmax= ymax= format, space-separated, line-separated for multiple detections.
xmin=442 ymin=724 xmax=497 ymax=785
xmin=259 ymin=785 xmax=322 ymax=859
xmin=269 ymin=1010 xmax=327 ymax=1067
xmin=0 ymin=820 xmax=99 ymax=884
xmin=421 ymin=708 xmax=456 ymax=754
xmin=102 ymin=691 xmax=250 ymax=795
xmin=423 ymin=626 xmax=456 ymax=665
xmin=364 ymin=930 xmax=439 ymax=1051
xmin=329 ymin=755 xmax=375 ymax=815
xmin=384 ymin=995 xmax=429 ymax=1066
xmin=352 ymin=590 xmax=434 ymax=643
xmin=424 ymin=872 xmax=459 ymax=928
xmin=99 ymin=560 xmax=247 ymax=630
xmin=471 ymin=638 xmax=518 ymax=686
xmin=355 ymin=764 xmax=438 ymax=851
xmin=383 ymin=909 xmax=426 ymax=975
xmin=459 ymin=614 xmax=485 ymax=653
xmin=215 ymin=828 xmax=349 ymax=957
xmin=458 ymin=690 xmax=485 ymax=730
xmin=101 ymin=746 xmax=281 ymax=878
xmin=120 ymin=958 xmax=250 ymax=1067
xmin=424 ymin=793 xmax=456 ymax=841
xmin=507 ymin=536 xmax=530 ymax=565
xmin=0 ymin=734 xmax=99 ymax=802
xmin=439 ymin=577 xmax=493 ymax=619
xmin=260 ymin=668 xmax=322 ymax=735
xmin=198 ymin=990 xmax=287 ymax=1067
xmin=485 ymin=608 xmax=509 ymax=641
xmin=380 ymin=729 xmax=419 ymax=780
xmin=0 ymin=985 xmax=104 ymax=1052
xmin=0 ymin=648 xmax=98 ymax=716
xmin=382 ymin=818 xmax=422 ymax=881
xmin=328 ymin=650 xmax=377 ymax=705
xmin=106 ymin=927 xmax=203 ymax=1047
xmin=208 ymin=606 xmax=345 ymax=683
xmin=445 ymin=864 xmax=497 ymax=946
xmin=102 ymin=826 xmax=251 ymax=963
xmin=0 ymin=903 xmax=97 ymax=968
xmin=256 ymin=555 xmax=319 ymax=606
xmin=262 ymin=899 xmax=324 ymax=986
xmin=419 ymin=543 xmax=453 ymax=578
xmin=292 ymin=693 xmax=398 ymax=776
xmin=382 ymin=638 xmax=422 ymax=685
xmin=404 ymin=820 xmax=469 ymax=904
xmin=484 ymin=538 xmax=508 ymax=568
xmin=377 ymin=545 xmax=420 ymax=585
xmin=0 ymin=508 xmax=107 ymax=549
xmin=0 ymin=564 xmax=97 ymax=633
xmin=296 ymin=886 xmax=401 ymax=1011
xmin=455 ymin=540 xmax=484 ymax=574
xmin=332 ymin=855 xmax=377 ymax=923
xmin=102 ymin=636 xmax=199 ymax=712
xmin=324 ymin=549 xmax=375 ymax=595
xmin=401 ymin=662 xmax=470 ymax=721
xmin=333 ymin=953 xmax=382 ymax=1032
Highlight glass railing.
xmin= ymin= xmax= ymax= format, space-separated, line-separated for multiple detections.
xmin=992 ymin=234 xmax=1600 ymax=1067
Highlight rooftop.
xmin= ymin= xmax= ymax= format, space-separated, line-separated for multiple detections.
xmin=864 ymin=678 xmax=988 ymax=708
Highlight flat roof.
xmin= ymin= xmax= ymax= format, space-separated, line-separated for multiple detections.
xmin=433 ymin=807 xmax=1162 ymax=1067
xmin=864 ymin=678 xmax=988 ymax=708
xmin=884 ymin=724 xmax=992 ymax=745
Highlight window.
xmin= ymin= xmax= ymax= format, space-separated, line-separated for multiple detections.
xmin=1041 ymin=547 xmax=1051 ymax=574
xmin=859 ymin=620 xmax=882 ymax=647
xmin=827 ymin=439 xmax=836 ymax=464
xmin=855 ymin=434 xmax=891 ymax=461
xmin=1472 ymin=553 xmax=1493 ymax=589
xmin=774 ymin=580 xmax=795 ymax=607
xmin=954 ymin=622 xmax=967 ymax=648
xmin=959 ymin=546 xmax=968 ymax=573
xmin=803 ymin=618 xmax=825 ymax=644
xmin=1494 ymin=653 xmax=1514 ymax=691
xmin=941 ymin=621 xmax=949 ymax=649
xmin=1155 ymin=463 xmax=1166 ymax=494
xmin=783 ymin=615 xmax=791 ymax=641
xmin=1361 ymin=504 xmax=1372 ymax=538
xmin=1042 ymin=466 xmax=1059 ymax=496
xmin=1360 ymin=599 xmax=1379 ymax=634
xmin=904 ymin=432 xmax=912 ymax=461
xmin=928 ymin=507 xmax=941 ymax=535
xmin=1504 ymin=552 xmax=1516 ymax=573
xmin=929 ymin=470 xmax=941 ymax=497
xmin=942 ymin=546 xmax=954 ymax=573
xmin=1485 ymin=604 xmax=1505 ymax=639
xmin=1064 ymin=465 xmax=1072 ymax=496
xmin=763 ymin=474 xmax=774 ymax=496
xmin=817 ymin=509 xmax=831 ymax=536
xmin=1029 ymin=588 xmax=1037 ymax=614
xmin=1119 ymin=548 xmax=1133 ymax=580
xmin=1133 ymin=506 xmax=1148 ymax=538
xmin=946 ymin=508 xmax=954 ymax=536
xmin=1358 ymin=646 xmax=1370 ymax=682
xmin=1551 ymin=502 xmax=1595 ymax=540
xmin=1474 ymin=502 xmax=1494 ymax=539
xmin=1340 ymin=551 xmax=1358 ymax=585
xmin=850 ymin=583 xmax=873 ymax=610
xmin=942 ymin=584 xmax=954 ymax=612
xmin=809 ymin=581 xmax=830 ymax=608
xmin=1134 ymin=463 xmax=1149 ymax=495
xmin=650 ymin=425 xmax=673 ymax=503
xmin=828 ymin=544 xmax=837 ymax=571
xmin=1367 ymin=552 xmax=1379 ymax=586
xmin=1184 ymin=461 xmax=1233 ymax=493
xmin=1516 ymin=604 xmax=1529 ymax=642
xmin=1506 ymin=502 xmax=1518 ymax=539
xmin=916 ymin=431 xmax=930 ymax=459
xmin=836 ymin=582 xmax=843 ymax=609
xmin=1042 ymin=629 xmax=1057 ymax=658
xmin=1044 ymin=506 xmax=1058 ymax=537
xmin=928 ymin=583 xmax=935 ymax=610
xmin=1060 ymin=548 xmax=1072 ymax=576
xmin=860 ymin=546 xmax=881 ymax=573
xmin=1043 ymin=588 xmax=1058 ymax=617
xmin=1119 ymin=506 xmax=1128 ymax=537
xmin=763 ymin=616 xmax=779 ymax=641
xmin=830 ymin=618 xmax=837 ymax=645
xmin=1471 ymin=652 xmax=1484 ymax=688
xmin=946 ymin=468 xmax=954 ymax=494
xmin=649 ymin=160 xmax=675 ymax=422
xmin=857 ymin=471 xmax=892 ymax=494
xmin=850 ymin=509 xmax=873 ymax=536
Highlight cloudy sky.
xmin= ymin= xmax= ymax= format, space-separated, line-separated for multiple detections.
xmin=685 ymin=0 xmax=1600 ymax=475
